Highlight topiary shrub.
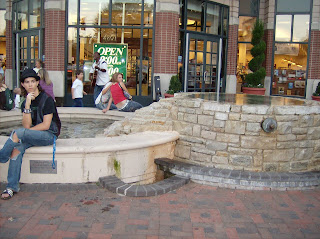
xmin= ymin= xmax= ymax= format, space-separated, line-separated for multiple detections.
xmin=245 ymin=20 xmax=266 ymax=88
xmin=313 ymin=82 xmax=320 ymax=96
xmin=167 ymin=74 xmax=181 ymax=95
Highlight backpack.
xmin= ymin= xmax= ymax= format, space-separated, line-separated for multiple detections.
xmin=4 ymin=88 xmax=13 ymax=111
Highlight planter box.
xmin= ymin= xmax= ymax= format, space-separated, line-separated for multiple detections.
xmin=242 ymin=87 xmax=266 ymax=95
xmin=311 ymin=95 xmax=320 ymax=101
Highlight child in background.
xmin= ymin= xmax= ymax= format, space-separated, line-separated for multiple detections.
xmin=38 ymin=68 xmax=55 ymax=101
xmin=71 ymin=70 xmax=87 ymax=107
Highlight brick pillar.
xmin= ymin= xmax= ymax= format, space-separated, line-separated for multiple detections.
xmin=225 ymin=24 xmax=238 ymax=93
xmin=5 ymin=21 xmax=12 ymax=70
xmin=264 ymin=29 xmax=274 ymax=78
xmin=44 ymin=3 xmax=65 ymax=98
xmin=5 ymin=0 xmax=13 ymax=89
xmin=154 ymin=1 xmax=179 ymax=95
xmin=306 ymin=30 xmax=320 ymax=99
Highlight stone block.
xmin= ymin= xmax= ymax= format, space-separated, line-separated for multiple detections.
xmin=263 ymin=149 xmax=294 ymax=162
xmin=202 ymin=110 xmax=215 ymax=116
xmin=203 ymin=102 xmax=231 ymax=112
xmin=229 ymin=113 xmax=240 ymax=121
xmin=173 ymin=121 xmax=194 ymax=136
xmin=240 ymin=114 xmax=264 ymax=122
xmin=231 ymin=105 xmax=241 ymax=112
xmin=242 ymin=105 xmax=270 ymax=114
xmin=292 ymin=127 xmax=307 ymax=135
xmin=193 ymin=125 xmax=201 ymax=137
xmin=275 ymin=115 xmax=299 ymax=122
xmin=313 ymin=115 xmax=320 ymax=127
xmin=190 ymin=151 xmax=211 ymax=162
xmin=177 ymin=99 xmax=201 ymax=108
xmin=174 ymin=144 xmax=191 ymax=159
xmin=184 ymin=113 xmax=197 ymax=123
xmin=279 ymin=162 xmax=291 ymax=172
xmin=225 ymin=121 xmax=246 ymax=134
xmin=211 ymin=155 xmax=229 ymax=164
xmin=253 ymin=155 xmax=263 ymax=167
xmin=215 ymin=112 xmax=228 ymax=120
xmin=294 ymin=148 xmax=313 ymax=160
xmin=241 ymin=136 xmax=276 ymax=149
xmin=228 ymin=147 xmax=256 ymax=155
xmin=201 ymin=130 xmax=217 ymax=140
xmin=299 ymin=115 xmax=314 ymax=127
xmin=299 ymin=140 xmax=314 ymax=148
xmin=179 ymin=135 xmax=206 ymax=144
xmin=214 ymin=120 xmax=226 ymax=128
xmin=290 ymin=161 xmax=308 ymax=171
xmin=198 ymin=115 xmax=214 ymax=126
xmin=277 ymin=141 xmax=299 ymax=149
xmin=277 ymin=122 xmax=292 ymax=134
xmin=307 ymin=128 xmax=320 ymax=140
xmin=246 ymin=122 xmax=261 ymax=132
xmin=263 ymin=163 xmax=278 ymax=172
xmin=178 ymin=107 xmax=196 ymax=114
xmin=274 ymin=106 xmax=296 ymax=115
xmin=206 ymin=140 xmax=228 ymax=151
xmin=277 ymin=134 xmax=296 ymax=142
xmin=230 ymin=155 xmax=253 ymax=167
xmin=216 ymin=133 xmax=240 ymax=143
xmin=177 ymin=112 xmax=184 ymax=121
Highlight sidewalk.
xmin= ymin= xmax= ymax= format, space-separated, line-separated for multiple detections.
xmin=0 ymin=182 xmax=319 ymax=239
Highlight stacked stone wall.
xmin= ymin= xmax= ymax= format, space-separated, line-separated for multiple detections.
xmin=105 ymin=95 xmax=320 ymax=172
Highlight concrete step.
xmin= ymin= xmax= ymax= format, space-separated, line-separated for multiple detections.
xmin=99 ymin=175 xmax=190 ymax=197
xmin=155 ymin=158 xmax=320 ymax=190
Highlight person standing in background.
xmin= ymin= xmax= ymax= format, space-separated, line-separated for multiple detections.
xmin=33 ymin=59 xmax=42 ymax=74
xmin=89 ymin=52 xmax=110 ymax=106
xmin=71 ymin=70 xmax=87 ymax=107
xmin=38 ymin=69 xmax=55 ymax=101
xmin=0 ymin=62 xmax=4 ymax=77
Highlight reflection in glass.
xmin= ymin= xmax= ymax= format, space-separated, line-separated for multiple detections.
xmin=277 ymin=0 xmax=311 ymax=13
xmin=293 ymin=15 xmax=309 ymax=42
xmin=273 ymin=43 xmax=308 ymax=97
xmin=144 ymin=0 xmax=154 ymax=25
xmin=206 ymin=4 xmax=219 ymax=35
xmin=275 ymin=15 xmax=292 ymax=42
xmin=239 ymin=0 xmax=259 ymax=16
xmin=238 ymin=16 xmax=256 ymax=42
xmin=67 ymin=28 xmax=78 ymax=94
xmin=237 ymin=43 xmax=253 ymax=84
xmin=186 ymin=0 xmax=202 ymax=32
xmin=30 ymin=0 xmax=41 ymax=28
xmin=80 ymin=0 xmax=109 ymax=25
xmin=0 ymin=37 xmax=5 ymax=60
xmin=17 ymin=1 xmax=28 ymax=30
xmin=112 ymin=2 xmax=141 ymax=26
xmin=68 ymin=0 xmax=78 ymax=25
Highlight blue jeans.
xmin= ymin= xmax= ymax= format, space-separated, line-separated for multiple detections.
xmin=0 ymin=128 xmax=55 ymax=192
xmin=94 ymin=85 xmax=104 ymax=103
xmin=96 ymin=101 xmax=117 ymax=110
xmin=73 ymin=98 xmax=83 ymax=107
xmin=120 ymin=100 xmax=143 ymax=112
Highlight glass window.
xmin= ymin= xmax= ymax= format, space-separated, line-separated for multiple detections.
xmin=0 ymin=10 xmax=5 ymax=36
xmin=0 ymin=36 xmax=5 ymax=63
xmin=237 ymin=43 xmax=253 ymax=84
xmin=80 ymin=0 xmax=110 ymax=26
xmin=186 ymin=0 xmax=202 ymax=32
xmin=144 ymin=0 xmax=154 ymax=26
xmin=277 ymin=0 xmax=311 ymax=13
xmin=29 ymin=0 xmax=41 ymax=28
xmin=222 ymin=7 xmax=228 ymax=37
xmin=206 ymin=4 xmax=219 ymax=35
xmin=239 ymin=0 xmax=259 ymax=16
xmin=112 ymin=1 xmax=142 ymax=26
xmin=273 ymin=43 xmax=308 ymax=96
xmin=275 ymin=15 xmax=292 ymax=42
xmin=293 ymin=15 xmax=309 ymax=42
xmin=238 ymin=16 xmax=256 ymax=42
xmin=67 ymin=28 xmax=78 ymax=94
xmin=68 ymin=0 xmax=78 ymax=25
xmin=17 ymin=0 xmax=28 ymax=30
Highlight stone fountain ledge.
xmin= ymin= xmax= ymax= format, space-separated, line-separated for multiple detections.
xmin=0 ymin=108 xmax=180 ymax=185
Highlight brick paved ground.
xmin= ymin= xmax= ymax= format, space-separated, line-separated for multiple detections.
xmin=0 ymin=182 xmax=319 ymax=239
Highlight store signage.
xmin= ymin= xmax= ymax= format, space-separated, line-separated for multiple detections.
xmin=94 ymin=43 xmax=128 ymax=81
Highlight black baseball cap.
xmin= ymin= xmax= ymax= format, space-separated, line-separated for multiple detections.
xmin=20 ymin=69 xmax=40 ymax=82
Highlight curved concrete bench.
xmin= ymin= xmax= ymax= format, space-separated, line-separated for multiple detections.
xmin=0 ymin=108 xmax=180 ymax=185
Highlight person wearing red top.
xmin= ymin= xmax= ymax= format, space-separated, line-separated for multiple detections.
xmin=104 ymin=73 xmax=142 ymax=113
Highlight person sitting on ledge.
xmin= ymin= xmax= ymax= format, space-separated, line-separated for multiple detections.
xmin=104 ymin=73 xmax=142 ymax=113
xmin=95 ymin=82 xmax=117 ymax=111
xmin=0 ymin=69 xmax=61 ymax=200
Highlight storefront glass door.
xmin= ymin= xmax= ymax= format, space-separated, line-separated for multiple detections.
xmin=16 ymin=30 xmax=41 ymax=81
xmin=185 ymin=33 xmax=221 ymax=92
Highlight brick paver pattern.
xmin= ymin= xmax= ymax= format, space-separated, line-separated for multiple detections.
xmin=0 ymin=182 xmax=319 ymax=239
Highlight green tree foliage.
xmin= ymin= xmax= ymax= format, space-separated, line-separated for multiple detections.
xmin=313 ymin=82 xmax=320 ymax=96
xmin=245 ymin=20 xmax=266 ymax=87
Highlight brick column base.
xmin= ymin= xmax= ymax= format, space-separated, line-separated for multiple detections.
xmin=226 ymin=25 xmax=238 ymax=94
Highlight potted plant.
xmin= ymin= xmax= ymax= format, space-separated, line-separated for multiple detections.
xmin=242 ymin=20 xmax=266 ymax=95
xmin=312 ymin=82 xmax=320 ymax=101
xmin=164 ymin=74 xmax=181 ymax=98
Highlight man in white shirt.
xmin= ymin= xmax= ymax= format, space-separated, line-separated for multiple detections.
xmin=89 ymin=52 xmax=110 ymax=106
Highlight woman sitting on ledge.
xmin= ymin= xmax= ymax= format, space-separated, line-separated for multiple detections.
xmin=103 ymin=73 xmax=143 ymax=113
xmin=0 ymin=69 xmax=61 ymax=200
